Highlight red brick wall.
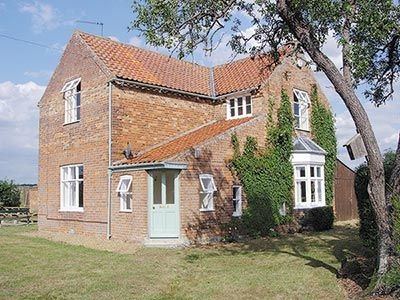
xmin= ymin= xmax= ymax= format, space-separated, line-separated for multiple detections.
xmin=175 ymin=117 xmax=266 ymax=242
xmin=38 ymin=33 xmax=110 ymax=237
xmin=39 ymin=36 xmax=333 ymax=242
xmin=108 ymin=170 xmax=148 ymax=242
xmin=110 ymin=86 xmax=217 ymax=160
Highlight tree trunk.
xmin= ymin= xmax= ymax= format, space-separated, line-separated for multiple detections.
xmin=276 ymin=0 xmax=395 ymax=290
xmin=389 ymin=133 xmax=400 ymax=198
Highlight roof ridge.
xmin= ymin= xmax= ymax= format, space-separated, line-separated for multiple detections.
xmin=209 ymin=67 xmax=215 ymax=98
xmin=76 ymin=30 xmax=207 ymax=68
xmin=74 ymin=30 xmax=285 ymax=97
xmin=73 ymin=31 xmax=113 ymax=79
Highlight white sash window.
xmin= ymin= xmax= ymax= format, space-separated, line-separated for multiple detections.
xmin=293 ymin=89 xmax=310 ymax=131
xmin=116 ymin=175 xmax=133 ymax=211
xmin=61 ymin=78 xmax=81 ymax=124
xmin=199 ymin=174 xmax=217 ymax=211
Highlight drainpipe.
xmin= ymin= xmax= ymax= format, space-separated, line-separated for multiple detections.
xmin=107 ymin=81 xmax=113 ymax=239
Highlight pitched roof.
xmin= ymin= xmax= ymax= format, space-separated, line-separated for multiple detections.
xmin=214 ymin=55 xmax=274 ymax=95
xmin=77 ymin=31 xmax=278 ymax=97
xmin=115 ymin=117 xmax=253 ymax=165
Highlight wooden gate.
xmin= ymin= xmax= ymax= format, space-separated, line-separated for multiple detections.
xmin=334 ymin=159 xmax=358 ymax=221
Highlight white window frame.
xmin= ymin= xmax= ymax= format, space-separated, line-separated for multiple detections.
xmin=60 ymin=164 xmax=84 ymax=212
xmin=293 ymin=164 xmax=325 ymax=209
xmin=199 ymin=174 xmax=217 ymax=211
xmin=293 ymin=89 xmax=310 ymax=131
xmin=116 ymin=175 xmax=133 ymax=212
xmin=62 ymin=78 xmax=81 ymax=124
xmin=226 ymin=95 xmax=252 ymax=119
xmin=232 ymin=185 xmax=242 ymax=217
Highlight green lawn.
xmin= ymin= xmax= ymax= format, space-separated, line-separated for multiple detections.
xmin=0 ymin=224 xmax=364 ymax=299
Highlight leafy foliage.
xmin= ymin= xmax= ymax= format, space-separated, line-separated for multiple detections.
xmin=302 ymin=206 xmax=334 ymax=231
xmin=310 ymin=85 xmax=337 ymax=206
xmin=355 ymin=150 xmax=399 ymax=252
xmin=355 ymin=163 xmax=377 ymax=250
xmin=0 ymin=180 xmax=21 ymax=207
xmin=231 ymin=90 xmax=293 ymax=236
xmin=130 ymin=0 xmax=400 ymax=286
xmin=130 ymin=0 xmax=399 ymax=105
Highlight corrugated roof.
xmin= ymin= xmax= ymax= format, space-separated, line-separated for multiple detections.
xmin=115 ymin=117 xmax=253 ymax=165
xmin=77 ymin=31 xmax=279 ymax=97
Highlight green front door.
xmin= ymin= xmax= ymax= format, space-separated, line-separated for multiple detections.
xmin=148 ymin=170 xmax=180 ymax=238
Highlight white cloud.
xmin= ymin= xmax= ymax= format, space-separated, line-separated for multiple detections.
xmin=331 ymin=90 xmax=400 ymax=169
xmin=0 ymin=81 xmax=45 ymax=183
xmin=321 ymin=31 xmax=342 ymax=70
xmin=19 ymin=1 xmax=60 ymax=33
xmin=24 ymin=70 xmax=53 ymax=80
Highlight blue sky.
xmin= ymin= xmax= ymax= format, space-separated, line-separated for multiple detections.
xmin=0 ymin=0 xmax=399 ymax=184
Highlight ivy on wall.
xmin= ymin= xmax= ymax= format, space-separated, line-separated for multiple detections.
xmin=310 ymin=84 xmax=337 ymax=206
xmin=231 ymin=90 xmax=294 ymax=235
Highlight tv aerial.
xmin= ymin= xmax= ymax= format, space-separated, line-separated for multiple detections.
xmin=76 ymin=20 xmax=104 ymax=36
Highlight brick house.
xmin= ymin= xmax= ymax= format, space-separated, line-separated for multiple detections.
xmin=38 ymin=31 xmax=332 ymax=244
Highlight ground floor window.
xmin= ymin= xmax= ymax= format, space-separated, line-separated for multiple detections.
xmin=294 ymin=164 xmax=325 ymax=208
xmin=232 ymin=185 xmax=242 ymax=216
xmin=199 ymin=174 xmax=217 ymax=211
xmin=116 ymin=175 xmax=132 ymax=211
xmin=60 ymin=164 xmax=83 ymax=211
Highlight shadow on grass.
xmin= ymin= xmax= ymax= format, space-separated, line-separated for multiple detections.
xmin=214 ymin=223 xmax=374 ymax=287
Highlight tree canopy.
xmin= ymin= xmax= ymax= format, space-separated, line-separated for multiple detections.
xmin=131 ymin=0 xmax=399 ymax=105
xmin=0 ymin=180 xmax=21 ymax=207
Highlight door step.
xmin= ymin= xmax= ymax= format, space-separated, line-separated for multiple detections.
xmin=143 ymin=238 xmax=189 ymax=248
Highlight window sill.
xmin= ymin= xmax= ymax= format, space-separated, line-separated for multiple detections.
xmin=226 ymin=114 xmax=252 ymax=120
xmin=295 ymin=128 xmax=310 ymax=132
xmin=294 ymin=203 xmax=325 ymax=210
xmin=59 ymin=208 xmax=84 ymax=213
xmin=63 ymin=120 xmax=80 ymax=126
xmin=119 ymin=209 xmax=132 ymax=213
xmin=199 ymin=208 xmax=215 ymax=212
xmin=232 ymin=212 xmax=242 ymax=217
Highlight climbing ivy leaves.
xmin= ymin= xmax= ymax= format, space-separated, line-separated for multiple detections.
xmin=310 ymin=85 xmax=337 ymax=206
xmin=231 ymin=90 xmax=294 ymax=235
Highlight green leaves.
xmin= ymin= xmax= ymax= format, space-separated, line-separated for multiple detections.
xmin=230 ymin=89 xmax=294 ymax=234
xmin=130 ymin=0 xmax=399 ymax=105
xmin=310 ymin=85 xmax=337 ymax=206
xmin=0 ymin=180 xmax=21 ymax=207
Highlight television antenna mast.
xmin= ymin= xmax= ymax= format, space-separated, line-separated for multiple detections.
xmin=76 ymin=20 xmax=104 ymax=36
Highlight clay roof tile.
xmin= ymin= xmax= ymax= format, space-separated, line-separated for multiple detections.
xmin=117 ymin=117 xmax=253 ymax=165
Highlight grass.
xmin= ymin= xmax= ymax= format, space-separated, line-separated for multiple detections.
xmin=0 ymin=224 xmax=366 ymax=299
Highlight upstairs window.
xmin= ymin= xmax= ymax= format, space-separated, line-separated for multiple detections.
xmin=60 ymin=164 xmax=83 ymax=211
xmin=293 ymin=89 xmax=310 ymax=131
xmin=227 ymin=95 xmax=252 ymax=119
xmin=116 ymin=175 xmax=133 ymax=211
xmin=199 ymin=174 xmax=217 ymax=211
xmin=61 ymin=78 xmax=81 ymax=124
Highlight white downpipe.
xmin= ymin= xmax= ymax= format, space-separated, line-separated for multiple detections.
xmin=107 ymin=81 xmax=113 ymax=239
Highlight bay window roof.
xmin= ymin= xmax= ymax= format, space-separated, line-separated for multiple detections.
xmin=293 ymin=137 xmax=326 ymax=155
